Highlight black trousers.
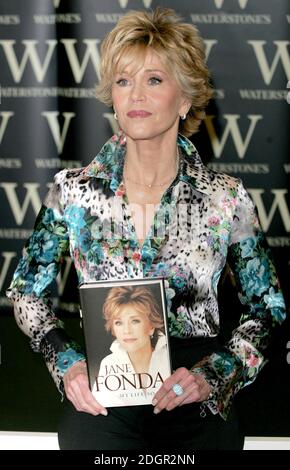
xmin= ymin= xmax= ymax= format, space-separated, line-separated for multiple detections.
xmin=58 ymin=337 xmax=244 ymax=450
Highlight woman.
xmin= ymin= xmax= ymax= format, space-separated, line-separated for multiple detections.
xmin=7 ymin=8 xmax=286 ymax=450
xmin=95 ymin=286 xmax=170 ymax=407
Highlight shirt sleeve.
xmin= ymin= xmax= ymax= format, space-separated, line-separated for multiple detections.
xmin=191 ymin=180 xmax=287 ymax=419
xmin=6 ymin=170 xmax=85 ymax=396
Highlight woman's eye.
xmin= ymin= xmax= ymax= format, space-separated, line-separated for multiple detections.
xmin=148 ymin=76 xmax=162 ymax=85
xmin=131 ymin=319 xmax=141 ymax=324
xmin=116 ymin=78 xmax=129 ymax=86
xmin=114 ymin=320 xmax=122 ymax=326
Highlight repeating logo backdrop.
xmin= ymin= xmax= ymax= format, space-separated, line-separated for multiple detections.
xmin=0 ymin=0 xmax=289 ymax=435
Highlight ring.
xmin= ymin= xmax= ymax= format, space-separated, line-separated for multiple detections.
xmin=172 ymin=383 xmax=184 ymax=396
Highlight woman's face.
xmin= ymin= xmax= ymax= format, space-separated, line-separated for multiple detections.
xmin=111 ymin=49 xmax=189 ymax=142
xmin=112 ymin=305 xmax=154 ymax=353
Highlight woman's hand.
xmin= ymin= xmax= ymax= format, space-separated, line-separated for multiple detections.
xmin=63 ymin=360 xmax=108 ymax=416
xmin=152 ymin=367 xmax=211 ymax=414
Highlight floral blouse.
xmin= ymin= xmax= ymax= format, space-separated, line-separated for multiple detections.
xmin=7 ymin=133 xmax=286 ymax=419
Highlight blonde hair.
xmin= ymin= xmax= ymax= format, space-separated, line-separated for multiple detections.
xmin=96 ymin=7 xmax=213 ymax=136
xmin=103 ymin=286 xmax=164 ymax=344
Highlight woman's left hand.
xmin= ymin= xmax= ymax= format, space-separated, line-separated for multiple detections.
xmin=152 ymin=367 xmax=211 ymax=414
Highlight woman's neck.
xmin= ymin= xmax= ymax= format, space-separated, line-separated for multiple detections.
xmin=128 ymin=344 xmax=152 ymax=374
xmin=124 ymin=134 xmax=179 ymax=187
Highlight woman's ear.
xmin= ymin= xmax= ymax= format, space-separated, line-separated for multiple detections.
xmin=179 ymin=97 xmax=191 ymax=118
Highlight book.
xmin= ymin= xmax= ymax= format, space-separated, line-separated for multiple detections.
xmin=79 ymin=278 xmax=172 ymax=407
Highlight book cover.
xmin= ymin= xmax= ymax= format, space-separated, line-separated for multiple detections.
xmin=79 ymin=278 xmax=172 ymax=407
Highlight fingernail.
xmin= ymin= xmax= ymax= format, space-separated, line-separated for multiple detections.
xmin=153 ymin=407 xmax=160 ymax=415
xmin=152 ymin=399 xmax=157 ymax=406
xmin=100 ymin=410 xmax=108 ymax=416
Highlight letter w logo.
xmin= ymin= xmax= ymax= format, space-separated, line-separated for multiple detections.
xmin=0 ymin=183 xmax=42 ymax=225
xmin=248 ymin=41 xmax=290 ymax=85
xmin=0 ymin=252 xmax=17 ymax=292
xmin=0 ymin=40 xmax=57 ymax=83
xmin=60 ymin=39 xmax=101 ymax=83
xmin=205 ymin=114 xmax=262 ymax=159
xmin=248 ymin=189 xmax=290 ymax=233
xmin=42 ymin=111 xmax=75 ymax=154
xmin=213 ymin=0 xmax=249 ymax=8
xmin=0 ymin=112 xmax=14 ymax=144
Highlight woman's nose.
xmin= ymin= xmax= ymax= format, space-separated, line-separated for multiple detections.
xmin=123 ymin=322 xmax=131 ymax=333
xmin=131 ymin=82 xmax=145 ymax=102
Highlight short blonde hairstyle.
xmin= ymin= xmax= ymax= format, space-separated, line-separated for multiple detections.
xmin=96 ymin=7 xmax=213 ymax=136
xmin=103 ymin=286 xmax=164 ymax=345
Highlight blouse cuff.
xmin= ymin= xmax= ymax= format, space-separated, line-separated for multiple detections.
xmin=191 ymin=365 xmax=221 ymax=416
xmin=56 ymin=348 xmax=86 ymax=376
xmin=40 ymin=328 xmax=85 ymax=396
xmin=190 ymin=349 xmax=244 ymax=420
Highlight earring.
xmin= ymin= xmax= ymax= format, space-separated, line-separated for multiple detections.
xmin=180 ymin=113 xmax=187 ymax=120
xmin=114 ymin=112 xmax=118 ymax=120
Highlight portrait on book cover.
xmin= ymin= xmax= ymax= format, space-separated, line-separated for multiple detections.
xmin=79 ymin=279 xmax=171 ymax=407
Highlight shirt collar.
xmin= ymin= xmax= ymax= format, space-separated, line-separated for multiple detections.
xmin=81 ymin=132 xmax=212 ymax=195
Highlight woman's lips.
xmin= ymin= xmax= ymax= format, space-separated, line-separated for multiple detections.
xmin=127 ymin=110 xmax=152 ymax=118
xmin=123 ymin=338 xmax=137 ymax=343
